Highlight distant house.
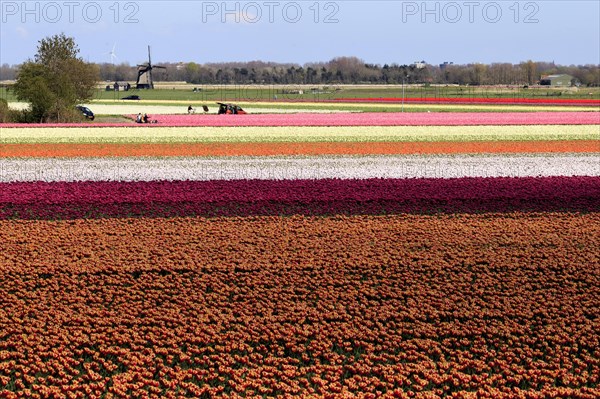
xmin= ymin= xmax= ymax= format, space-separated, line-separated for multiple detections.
xmin=113 ymin=81 xmax=131 ymax=91
xmin=540 ymin=74 xmax=574 ymax=87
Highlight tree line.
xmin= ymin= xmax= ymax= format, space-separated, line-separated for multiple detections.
xmin=1 ymin=57 xmax=599 ymax=87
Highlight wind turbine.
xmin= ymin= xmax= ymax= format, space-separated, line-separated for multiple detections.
xmin=102 ymin=43 xmax=121 ymax=90
xmin=107 ymin=43 xmax=119 ymax=65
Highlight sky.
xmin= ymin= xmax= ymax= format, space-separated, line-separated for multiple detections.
xmin=1 ymin=0 xmax=599 ymax=66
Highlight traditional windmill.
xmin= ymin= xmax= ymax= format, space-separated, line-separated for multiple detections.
xmin=136 ymin=46 xmax=166 ymax=89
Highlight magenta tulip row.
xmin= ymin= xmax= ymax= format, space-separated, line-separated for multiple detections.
xmin=1 ymin=176 xmax=598 ymax=220
xmin=1 ymin=112 xmax=599 ymax=128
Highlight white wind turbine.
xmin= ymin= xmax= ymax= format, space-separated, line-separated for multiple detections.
xmin=105 ymin=43 xmax=120 ymax=86
xmin=107 ymin=43 xmax=118 ymax=65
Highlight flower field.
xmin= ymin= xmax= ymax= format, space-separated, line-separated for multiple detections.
xmin=127 ymin=111 xmax=599 ymax=127
xmin=1 ymin=176 xmax=599 ymax=220
xmin=1 ymin=110 xmax=599 ymax=398
xmin=2 ymin=155 xmax=600 ymax=183
xmin=11 ymin=100 xmax=597 ymax=117
xmin=1 ymin=140 xmax=596 ymax=158
xmin=3 ymin=111 xmax=599 ymax=128
xmin=2 ymin=124 xmax=599 ymax=145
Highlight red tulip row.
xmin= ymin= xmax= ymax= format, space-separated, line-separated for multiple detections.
xmin=0 ymin=176 xmax=598 ymax=220
xmin=335 ymin=97 xmax=600 ymax=106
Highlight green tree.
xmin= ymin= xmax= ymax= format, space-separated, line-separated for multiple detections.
xmin=185 ymin=62 xmax=201 ymax=84
xmin=521 ymin=60 xmax=537 ymax=85
xmin=0 ymin=98 xmax=11 ymax=123
xmin=13 ymin=33 xmax=99 ymax=122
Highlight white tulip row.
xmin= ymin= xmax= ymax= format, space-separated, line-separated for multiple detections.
xmin=1 ymin=154 xmax=598 ymax=183
xmin=10 ymin=101 xmax=600 ymax=114
xmin=7 ymin=102 xmax=354 ymax=115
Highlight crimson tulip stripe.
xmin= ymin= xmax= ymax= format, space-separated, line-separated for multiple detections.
xmin=1 ymin=176 xmax=598 ymax=220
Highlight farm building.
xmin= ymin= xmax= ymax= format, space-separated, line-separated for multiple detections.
xmin=104 ymin=82 xmax=131 ymax=91
xmin=113 ymin=81 xmax=131 ymax=91
xmin=540 ymin=74 xmax=574 ymax=86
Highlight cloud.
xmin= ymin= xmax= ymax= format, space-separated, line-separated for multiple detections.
xmin=16 ymin=26 xmax=29 ymax=38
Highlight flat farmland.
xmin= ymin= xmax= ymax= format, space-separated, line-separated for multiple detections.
xmin=1 ymin=107 xmax=599 ymax=398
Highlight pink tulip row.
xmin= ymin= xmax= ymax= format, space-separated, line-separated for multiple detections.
xmin=1 ymin=176 xmax=598 ymax=220
xmin=1 ymin=112 xmax=598 ymax=128
xmin=137 ymin=112 xmax=600 ymax=127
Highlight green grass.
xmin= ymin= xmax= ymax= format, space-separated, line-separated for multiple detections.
xmin=4 ymin=85 xmax=598 ymax=115
xmin=2 ymin=84 xmax=599 ymax=104
xmin=91 ymin=85 xmax=600 ymax=102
